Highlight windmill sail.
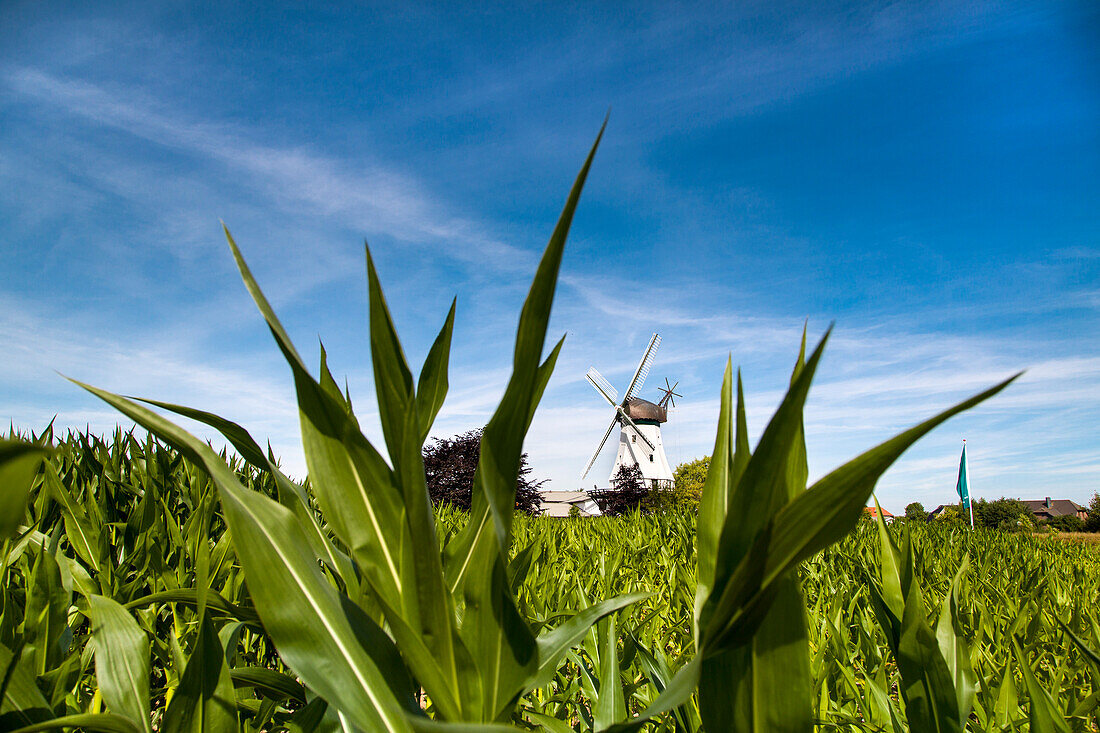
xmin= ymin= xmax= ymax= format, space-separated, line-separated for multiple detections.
xmin=585 ymin=367 xmax=619 ymax=406
xmin=623 ymin=333 xmax=660 ymax=402
xmin=582 ymin=415 xmax=619 ymax=479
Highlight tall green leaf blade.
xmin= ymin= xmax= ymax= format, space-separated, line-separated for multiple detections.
xmin=366 ymin=248 xmax=466 ymax=714
xmin=0 ymin=642 xmax=51 ymax=726
xmin=74 ymin=382 xmax=412 ymax=732
xmin=0 ymin=441 xmax=49 ymax=540
xmin=161 ymin=612 xmax=236 ymax=733
xmin=600 ymin=657 xmax=702 ymax=733
xmin=592 ymin=613 xmax=625 ymax=731
xmin=935 ymin=556 xmax=976 ymax=725
xmin=41 ymin=463 xmax=100 ymax=573
xmin=529 ymin=592 xmax=649 ymax=689
xmin=702 ymin=373 xmax=1020 ymax=652
xmin=134 ymin=398 xmax=356 ymax=590
xmin=698 ymin=337 xmax=817 ymax=732
xmin=444 ymin=122 xmax=605 ymax=720
xmin=1012 ymin=637 xmax=1071 ymax=733
xmin=706 ymin=329 xmax=828 ymax=609
xmin=4 ymin=713 xmax=143 ymax=733
xmin=87 ymin=595 xmax=152 ymax=733
xmin=695 ymin=358 xmax=735 ymax=621
xmin=896 ymin=570 xmax=960 ymax=732
xmin=450 ymin=118 xmax=605 ymax=569
xmin=225 ymin=230 xmax=409 ymax=611
xmin=415 ymin=299 xmax=456 ymax=442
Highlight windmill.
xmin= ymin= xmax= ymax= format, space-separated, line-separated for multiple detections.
xmin=582 ymin=333 xmax=679 ymax=487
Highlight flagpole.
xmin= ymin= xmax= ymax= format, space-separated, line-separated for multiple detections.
xmin=965 ymin=439 xmax=974 ymax=529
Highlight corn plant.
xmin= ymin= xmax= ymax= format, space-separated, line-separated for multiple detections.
xmin=1 ymin=125 xmax=1063 ymax=731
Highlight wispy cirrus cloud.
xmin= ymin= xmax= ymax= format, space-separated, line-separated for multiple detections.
xmin=3 ymin=67 xmax=535 ymax=271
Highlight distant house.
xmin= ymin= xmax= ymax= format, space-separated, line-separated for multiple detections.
xmin=863 ymin=506 xmax=894 ymax=523
xmin=1022 ymin=497 xmax=1087 ymax=522
xmin=929 ymin=504 xmax=950 ymax=519
xmin=540 ymin=490 xmax=599 ymax=517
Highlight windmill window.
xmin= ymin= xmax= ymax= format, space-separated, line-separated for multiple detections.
xmin=649 ymin=454 xmax=654 ymax=462
xmin=631 ymin=434 xmax=636 ymax=443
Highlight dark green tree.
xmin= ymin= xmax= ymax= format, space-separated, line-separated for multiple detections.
xmin=672 ymin=456 xmax=709 ymax=506
xmin=591 ymin=463 xmax=649 ymax=517
xmin=1048 ymin=514 xmax=1085 ymax=532
xmin=905 ymin=502 xmax=929 ymax=522
xmin=422 ymin=428 xmax=544 ymax=514
xmin=972 ymin=497 xmax=1030 ymax=531
xmin=1085 ymin=492 xmax=1100 ymax=532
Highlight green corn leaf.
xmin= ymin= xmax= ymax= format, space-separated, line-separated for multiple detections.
xmin=699 ymin=336 xmax=818 ymax=732
xmin=0 ymin=641 xmax=51 ymax=727
xmin=0 ymin=440 xmax=49 ymax=540
xmin=505 ymin=542 xmax=538 ymax=595
xmin=406 ymin=719 xmax=520 ymax=732
xmin=23 ymin=548 xmax=69 ymax=677
xmin=1012 ymin=636 xmax=1071 ymax=733
xmin=702 ymin=373 xmax=1020 ymax=652
xmin=695 ymin=358 xmax=736 ymax=621
xmin=225 ymin=228 xmax=465 ymax=715
xmin=522 ymin=711 xmax=576 ymax=733
xmin=230 ymin=667 xmax=307 ymax=704
xmin=87 ymin=595 xmax=152 ymax=733
xmin=600 ymin=656 xmax=702 ymax=733
xmin=442 ymin=122 xmax=605 ymax=720
xmin=124 ymin=589 xmax=259 ymax=623
xmin=706 ymin=329 xmax=828 ymax=614
xmin=161 ymin=612 xmax=236 ymax=733
xmin=365 ymin=246 xmax=468 ymax=716
xmin=627 ymin=633 xmax=701 ymax=732
xmin=415 ymin=299 xmax=456 ymax=443
xmin=993 ymin=665 xmax=1018 ymax=729
xmin=935 ymin=556 xmax=976 ymax=724
xmin=135 ymin=398 xmax=356 ymax=589
xmin=896 ymin=564 xmax=960 ymax=732
xmin=592 ymin=613 xmax=625 ymax=731
xmin=73 ymin=381 xmax=413 ymax=733
xmin=1055 ymin=616 xmax=1100 ymax=678
xmin=41 ymin=463 xmax=100 ymax=573
xmin=528 ymin=592 xmax=649 ymax=689
xmin=448 ymin=118 xmax=605 ymax=578
xmin=3 ymin=713 xmax=143 ymax=733
xmin=134 ymin=398 xmax=267 ymax=469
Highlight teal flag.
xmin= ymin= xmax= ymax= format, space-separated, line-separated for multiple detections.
xmin=956 ymin=442 xmax=971 ymax=509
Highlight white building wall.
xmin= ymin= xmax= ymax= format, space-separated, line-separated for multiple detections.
xmin=610 ymin=422 xmax=674 ymax=486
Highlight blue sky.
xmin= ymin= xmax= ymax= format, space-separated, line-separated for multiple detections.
xmin=2 ymin=1 xmax=1097 ymax=511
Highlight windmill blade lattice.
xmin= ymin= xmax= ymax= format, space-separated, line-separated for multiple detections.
xmin=622 ymin=333 xmax=660 ymax=402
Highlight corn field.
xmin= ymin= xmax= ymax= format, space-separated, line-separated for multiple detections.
xmin=2 ymin=129 xmax=1097 ymax=731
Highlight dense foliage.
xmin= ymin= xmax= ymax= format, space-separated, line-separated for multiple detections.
xmin=3 ymin=431 xmax=1099 ymax=731
xmin=1088 ymin=493 xmax=1100 ymax=532
xmin=1 ymin=130 xmax=1071 ymax=732
xmin=671 ymin=456 xmax=707 ymax=505
xmin=905 ymin=501 xmax=928 ymax=522
xmin=422 ymin=428 xmax=544 ymax=514
xmin=973 ymin=497 xmax=1032 ymax=530
xmin=590 ymin=464 xmax=648 ymax=516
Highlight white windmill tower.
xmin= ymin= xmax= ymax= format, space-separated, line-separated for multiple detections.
xmin=582 ymin=333 xmax=682 ymax=488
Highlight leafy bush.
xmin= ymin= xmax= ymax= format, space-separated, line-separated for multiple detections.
xmin=973 ymin=497 xmax=1030 ymax=531
xmin=672 ymin=456 xmax=708 ymax=505
xmin=422 ymin=428 xmax=544 ymax=514
xmin=591 ymin=463 xmax=649 ymax=516
xmin=1048 ymin=514 xmax=1085 ymax=532
xmin=905 ymin=501 xmax=928 ymax=522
